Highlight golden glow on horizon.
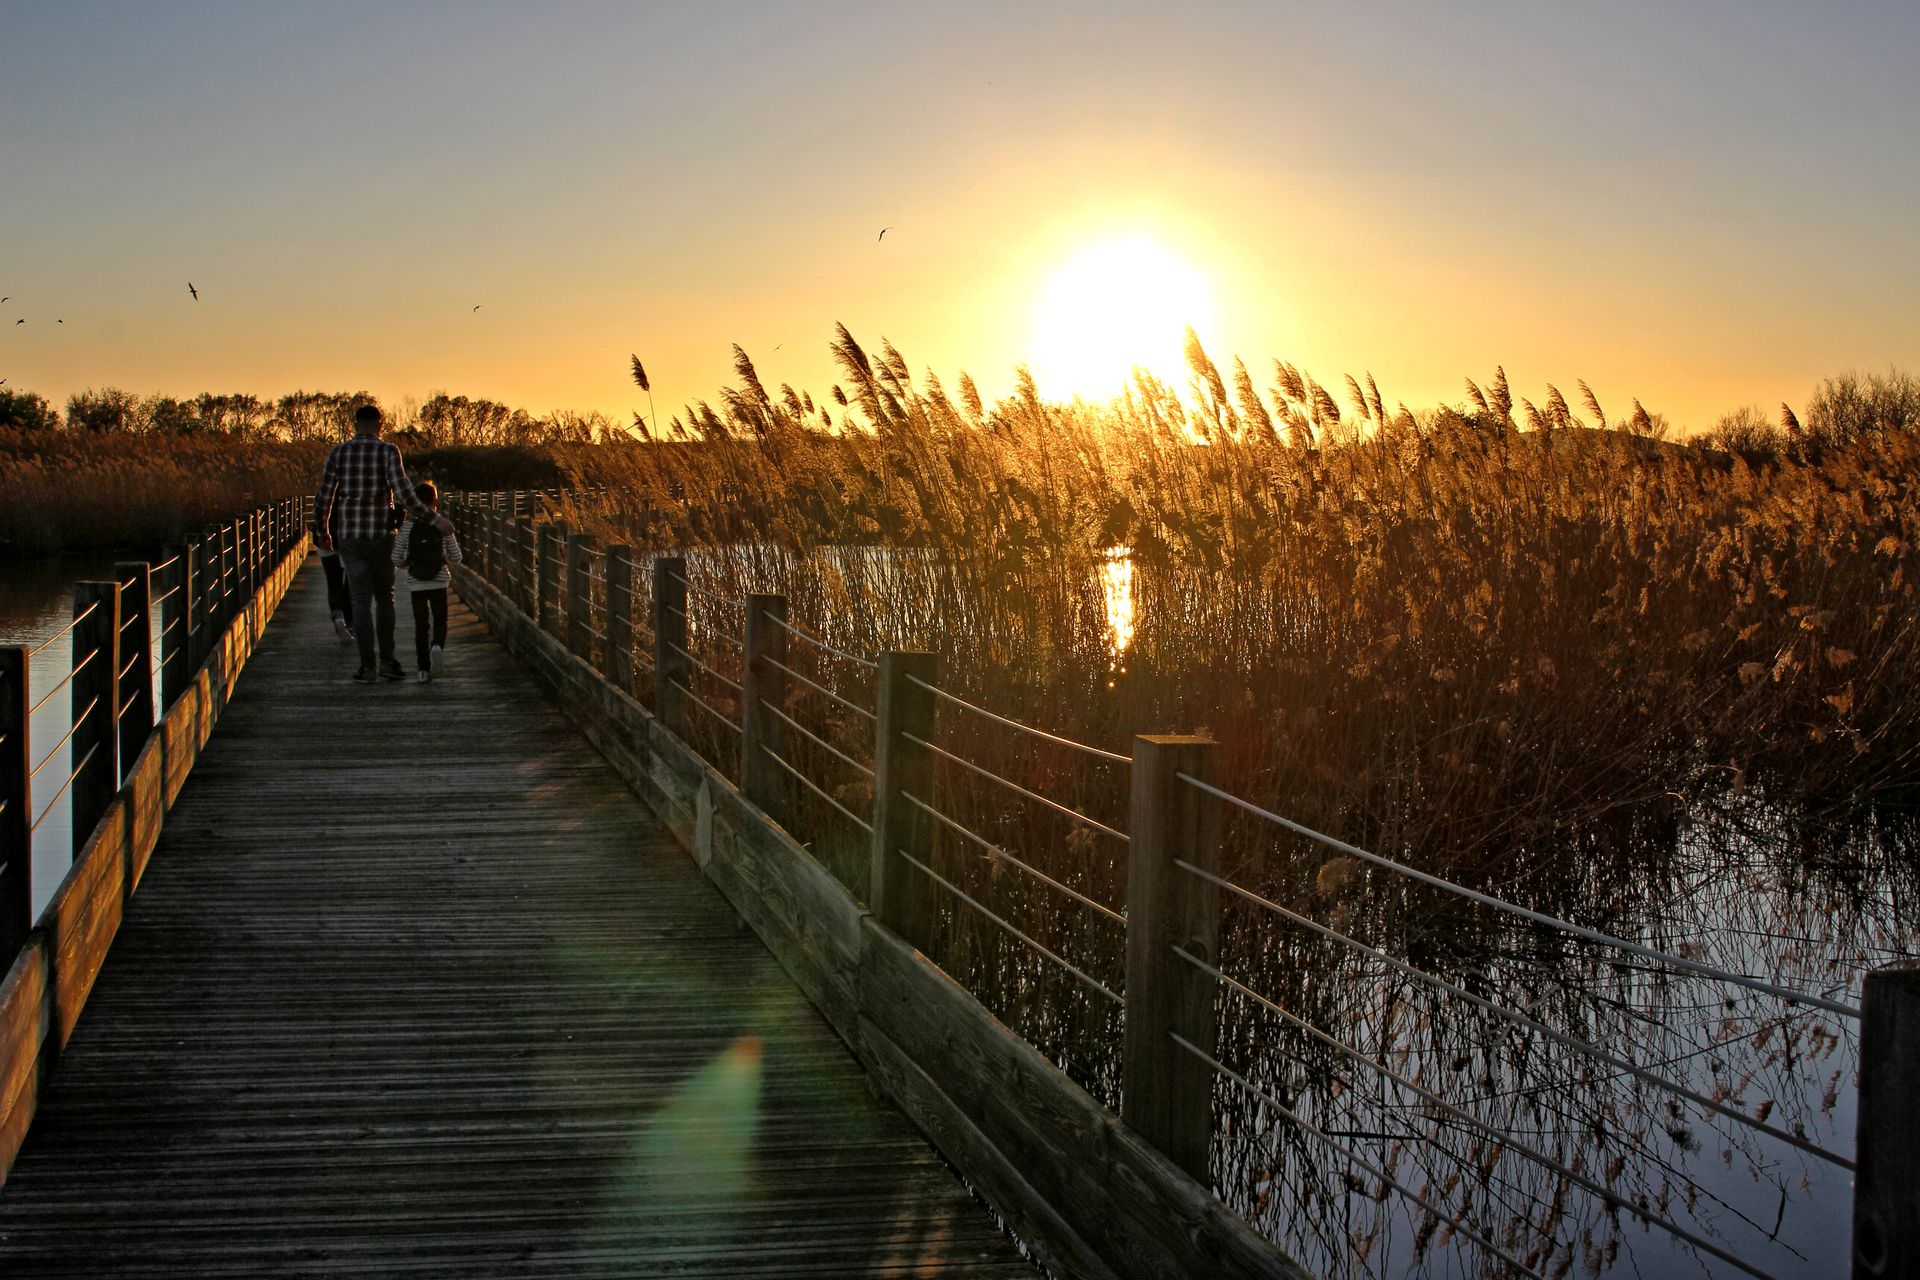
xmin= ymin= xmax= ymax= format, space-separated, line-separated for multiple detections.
xmin=1029 ymin=237 xmax=1214 ymax=401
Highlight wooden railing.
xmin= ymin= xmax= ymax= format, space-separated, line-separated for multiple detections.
xmin=450 ymin=488 xmax=1917 ymax=1280
xmin=0 ymin=497 xmax=310 ymax=1180
xmin=446 ymin=491 xmax=1304 ymax=1280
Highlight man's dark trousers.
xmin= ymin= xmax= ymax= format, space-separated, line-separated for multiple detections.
xmin=340 ymin=536 xmax=397 ymax=668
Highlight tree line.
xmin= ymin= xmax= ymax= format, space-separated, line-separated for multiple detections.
xmin=0 ymin=386 xmax=629 ymax=447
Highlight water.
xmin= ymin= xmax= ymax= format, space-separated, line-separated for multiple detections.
xmin=0 ymin=554 xmax=167 ymax=920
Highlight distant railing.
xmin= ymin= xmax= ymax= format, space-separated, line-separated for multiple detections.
xmin=0 ymin=497 xmax=310 ymax=968
xmin=448 ymin=487 xmax=1918 ymax=1280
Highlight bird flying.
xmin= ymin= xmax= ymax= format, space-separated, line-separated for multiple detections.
xmin=0 ymin=297 xmax=8 ymax=304
xmin=878 ymin=227 xmax=890 ymax=241
xmin=473 ymin=304 xmax=482 ymax=311
xmin=188 ymin=282 xmax=198 ymax=300
xmin=13 ymin=320 xmax=21 ymax=326
xmin=630 ymin=355 xmax=650 ymax=392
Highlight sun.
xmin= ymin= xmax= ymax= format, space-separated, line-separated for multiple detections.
xmin=1029 ymin=236 xmax=1214 ymax=401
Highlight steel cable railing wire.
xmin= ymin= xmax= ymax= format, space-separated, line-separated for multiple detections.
xmin=26 ymin=601 xmax=100 ymax=658
xmin=760 ymin=653 xmax=876 ymax=723
xmin=757 ymin=742 xmax=874 ymax=834
xmin=670 ymin=678 xmax=742 ymax=736
xmin=904 ymin=674 xmax=1130 ymax=766
xmin=1164 ymin=1031 xmax=1551 ymax=1280
xmin=27 ymin=696 xmax=100 ymax=779
xmin=893 ymin=843 xmax=1122 ymax=1006
xmin=29 ymin=742 xmax=100 ymax=835
xmin=1169 ymin=945 xmax=1789 ymax=1280
xmin=899 ymin=789 xmax=1125 ymax=926
xmin=763 ymin=610 xmax=876 ymax=671
xmin=1170 ymin=857 xmax=1853 ymax=1171
xmin=757 ymin=698 xmax=874 ymax=780
xmin=665 ymin=641 xmax=743 ymax=695
xmin=667 ymin=569 xmax=745 ymax=613
xmin=903 ymin=730 xmax=1127 ymax=843
xmin=25 ymin=649 xmax=99 ymax=721
xmin=1177 ymin=773 xmax=1859 ymax=1020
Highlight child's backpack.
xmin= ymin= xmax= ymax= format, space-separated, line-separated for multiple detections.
xmin=406 ymin=520 xmax=446 ymax=581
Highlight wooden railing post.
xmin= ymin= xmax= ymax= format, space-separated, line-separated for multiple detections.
xmin=488 ymin=505 xmax=505 ymax=590
xmin=114 ymin=560 xmax=154 ymax=779
xmin=161 ymin=543 xmax=192 ymax=707
xmin=604 ymin=545 xmax=633 ymax=691
xmin=1855 ymin=959 xmax=1920 ymax=1278
xmin=70 ymin=582 xmax=122 ymax=858
xmin=190 ymin=536 xmax=213 ymax=669
xmin=742 ymin=594 xmax=789 ymax=818
xmin=0 ymin=647 xmax=30 ymax=962
xmin=538 ymin=523 xmax=565 ymax=637
xmin=654 ymin=556 xmax=688 ymax=734
xmin=217 ymin=522 xmax=236 ymax=632
xmin=515 ymin=514 xmax=535 ymax=616
xmin=565 ymin=531 xmax=593 ymax=659
xmin=870 ymin=651 xmax=937 ymax=949
xmin=1123 ymin=734 xmax=1220 ymax=1184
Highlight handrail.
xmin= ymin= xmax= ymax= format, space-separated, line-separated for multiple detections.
xmin=757 ymin=697 xmax=875 ymax=780
xmin=757 ymin=742 xmax=874 ymax=834
xmin=760 ymin=653 xmax=876 ymax=723
xmin=903 ymin=730 xmax=1127 ymax=843
xmin=763 ymin=610 xmax=876 ymax=670
xmin=905 ymin=674 xmax=1129 ymax=765
xmin=1171 ymin=944 xmax=1794 ymax=1280
xmin=25 ymin=649 xmax=98 ymax=720
xmin=1176 ymin=772 xmax=1860 ymax=1019
xmin=28 ymin=743 xmax=100 ymax=835
xmin=899 ymin=789 xmax=1125 ymax=926
xmin=1166 ymin=1031 xmax=1553 ymax=1280
xmin=895 ymin=844 xmax=1123 ymax=1006
xmin=1170 ymin=855 xmax=1854 ymax=1171
xmin=26 ymin=602 xmax=100 ymax=657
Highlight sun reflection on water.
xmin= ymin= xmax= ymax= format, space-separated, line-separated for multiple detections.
xmin=1101 ymin=549 xmax=1135 ymax=671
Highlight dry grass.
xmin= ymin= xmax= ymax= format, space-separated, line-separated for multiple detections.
xmin=560 ymin=336 xmax=1920 ymax=871
xmin=0 ymin=428 xmax=328 ymax=553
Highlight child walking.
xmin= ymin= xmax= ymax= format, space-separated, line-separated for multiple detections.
xmin=392 ymin=481 xmax=462 ymax=682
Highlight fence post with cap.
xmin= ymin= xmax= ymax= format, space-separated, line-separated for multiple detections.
xmin=566 ymin=531 xmax=594 ymax=660
xmin=1123 ymin=734 xmax=1220 ymax=1184
xmin=69 ymin=582 xmax=122 ymax=859
xmin=869 ymin=651 xmax=938 ymax=950
xmin=0 ymin=647 xmax=29 ymax=963
xmin=1855 ymin=959 xmax=1920 ymax=1279
xmin=741 ymin=594 xmax=789 ymax=818
xmin=653 ymin=557 xmax=687 ymax=734
xmin=605 ymin=545 xmax=633 ymax=692
xmin=161 ymin=543 xmax=192 ymax=708
xmin=114 ymin=561 xmax=153 ymax=779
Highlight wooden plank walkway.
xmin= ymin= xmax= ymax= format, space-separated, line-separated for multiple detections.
xmin=0 ymin=558 xmax=1037 ymax=1278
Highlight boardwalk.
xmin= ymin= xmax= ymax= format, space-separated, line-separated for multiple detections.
xmin=0 ymin=561 xmax=1036 ymax=1277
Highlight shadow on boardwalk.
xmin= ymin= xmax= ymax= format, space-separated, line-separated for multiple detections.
xmin=0 ymin=558 xmax=1036 ymax=1278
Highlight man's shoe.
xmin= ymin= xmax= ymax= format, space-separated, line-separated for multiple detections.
xmin=418 ymin=668 xmax=432 ymax=683
xmin=430 ymin=643 xmax=445 ymax=676
xmin=378 ymin=658 xmax=406 ymax=681
xmin=332 ymin=611 xmax=351 ymax=640
xmin=351 ymin=665 xmax=377 ymax=683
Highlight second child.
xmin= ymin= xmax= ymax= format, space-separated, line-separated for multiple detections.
xmin=392 ymin=481 xmax=463 ymax=682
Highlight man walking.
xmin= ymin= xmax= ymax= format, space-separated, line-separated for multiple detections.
xmin=311 ymin=404 xmax=451 ymax=682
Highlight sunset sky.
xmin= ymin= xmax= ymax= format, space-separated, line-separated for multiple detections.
xmin=3 ymin=1 xmax=1915 ymax=434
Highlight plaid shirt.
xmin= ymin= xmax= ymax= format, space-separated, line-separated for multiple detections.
xmin=313 ymin=436 xmax=431 ymax=543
